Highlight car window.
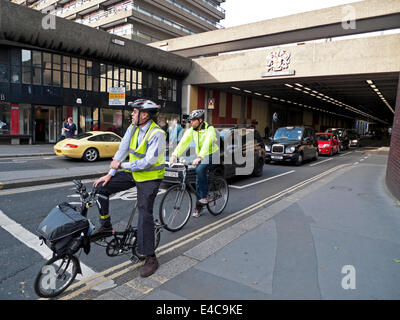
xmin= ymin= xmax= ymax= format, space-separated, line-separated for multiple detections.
xmin=88 ymin=135 xmax=104 ymax=142
xmin=274 ymin=128 xmax=304 ymax=141
xmin=103 ymin=134 xmax=121 ymax=142
xmin=316 ymin=134 xmax=332 ymax=141
xmin=76 ymin=133 xmax=93 ymax=140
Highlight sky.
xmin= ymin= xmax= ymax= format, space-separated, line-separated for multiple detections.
xmin=220 ymin=0 xmax=363 ymax=28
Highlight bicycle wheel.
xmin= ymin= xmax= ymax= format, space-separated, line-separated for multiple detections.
xmin=133 ymin=227 xmax=161 ymax=260
xmin=207 ymin=177 xmax=229 ymax=216
xmin=34 ymin=254 xmax=79 ymax=298
xmin=159 ymin=184 xmax=192 ymax=232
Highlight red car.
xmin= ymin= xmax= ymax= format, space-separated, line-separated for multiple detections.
xmin=316 ymin=132 xmax=340 ymax=156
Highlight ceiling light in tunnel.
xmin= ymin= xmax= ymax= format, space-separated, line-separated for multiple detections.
xmin=295 ymin=83 xmax=303 ymax=87
xmin=366 ymin=80 xmax=374 ymax=85
xmin=244 ymin=90 xmax=252 ymax=93
xmin=285 ymin=84 xmax=293 ymax=88
xmin=231 ymin=87 xmax=241 ymax=91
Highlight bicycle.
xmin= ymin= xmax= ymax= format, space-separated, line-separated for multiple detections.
xmin=159 ymin=162 xmax=229 ymax=232
xmin=34 ymin=180 xmax=162 ymax=298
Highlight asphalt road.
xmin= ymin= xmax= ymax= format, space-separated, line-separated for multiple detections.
xmin=0 ymin=147 xmax=377 ymax=299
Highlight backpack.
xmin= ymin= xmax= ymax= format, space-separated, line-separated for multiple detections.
xmin=37 ymin=202 xmax=90 ymax=255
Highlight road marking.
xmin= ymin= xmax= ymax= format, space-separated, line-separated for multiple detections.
xmin=339 ymin=151 xmax=353 ymax=157
xmin=0 ymin=209 xmax=116 ymax=293
xmin=60 ymin=163 xmax=350 ymax=300
xmin=229 ymin=170 xmax=295 ymax=189
xmin=309 ymin=158 xmax=332 ymax=167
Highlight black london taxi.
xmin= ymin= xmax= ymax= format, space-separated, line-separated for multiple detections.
xmin=265 ymin=126 xmax=319 ymax=166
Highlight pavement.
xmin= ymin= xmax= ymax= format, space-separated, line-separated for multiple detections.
xmin=1 ymin=143 xmax=400 ymax=303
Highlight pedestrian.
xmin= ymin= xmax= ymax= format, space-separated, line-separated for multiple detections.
xmin=264 ymin=126 xmax=270 ymax=139
xmin=57 ymin=119 xmax=67 ymax=142
xmin=64 ymin=117 xmax=77 ymax=138
xmin=169 ymin=118 xmax=183 ymax=147
xmin=92 ymin=99 xmax=166 ymax=278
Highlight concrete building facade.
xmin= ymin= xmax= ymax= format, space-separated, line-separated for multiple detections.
xmin=12 ymin=0 xmax=225 ymax=43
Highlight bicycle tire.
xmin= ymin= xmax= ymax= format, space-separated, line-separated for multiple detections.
xmin=207 ymin=177 xmax=229 ymax=216
xmin=159 ymin=184 xmax=192 ymax=232
xmin=133 ymin=228 xmax=161 ymax=260
xmin=34 ymin=254 xmax=79 ymax=298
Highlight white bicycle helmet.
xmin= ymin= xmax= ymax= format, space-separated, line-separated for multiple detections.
xmin=188 ymin=109 xmax=205 ymax=121
xmin=128 ymin=99 xmax=160 ymax=113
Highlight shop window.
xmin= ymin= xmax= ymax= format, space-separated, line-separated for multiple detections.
xmin=0 ymin=64 xmax=8 ymax=83
xmin=86 ymin=60 xmax=93 ymax=91
xmin=43 ymin=52 xmax=51 ymax=69
xmin=125 ymin=69 xmax=131 ymax=92
xmin=43 ymin=68 xmax=51 ymax=86
xmin=53 ymin=70 xmax=61 ymax=87
xmin=32 ymin=51 xmax=41 ymax=67
xmin=11 ymin=65 xmax=20 ymax=83
xmin=19 ymin=104 xmax=31 ymax=135
xmin=32 ymin=67 xmax=41 ymax=85
xmin=0 ymin=103 xmax=10 ymax=135
xmin=113 ymin=66 xmax=119 ymax=88
xmin=100 ymin=63 xmax=106 ymax=92
xmin=100 ymin=108 xmax=122 ymax=135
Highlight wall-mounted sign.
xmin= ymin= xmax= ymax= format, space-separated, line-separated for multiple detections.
xmin=273 ymin=112 xmax=278 ymax=122
xmin=261 ymin=49 xmax=295 ymax=78
xmin=207 ymin=98 xmax=215 ymax=110
xmin=109 ymin=87 xmax=126 ymax=106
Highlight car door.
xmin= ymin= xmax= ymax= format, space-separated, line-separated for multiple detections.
xmin=102 ymin=133 xmax=121 ymax=157
xmin=303 ymin=128 xmax=312 ymax=159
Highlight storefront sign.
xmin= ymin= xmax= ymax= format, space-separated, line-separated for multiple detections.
xmin=109 ymin=87 xmax=126 ymax=106
xmin=261 ymin=49 xmax=295 ymax=78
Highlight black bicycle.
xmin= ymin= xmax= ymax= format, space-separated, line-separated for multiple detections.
xmin=34 ymin=180 xmax=162 ymax=298
xmin=159 ymin=162 xmax=229 ymax=232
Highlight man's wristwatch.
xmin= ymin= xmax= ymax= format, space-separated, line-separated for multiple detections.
xmin=118 ymin=162 xmax=123 ymax=169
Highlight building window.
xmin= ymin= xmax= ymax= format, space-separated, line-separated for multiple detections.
xmin=63 ymin=56 xmax=70 ymax=88
xmin=53 ymin=54 xmax=61 ymax=87
xmin=86 ymin=60 xmax=93 ymax=91
xmin=79 ymin=59 xmax=86 ymax=90
xmin=0 ymin=64 xmax=8 ymax=83
xmin=22 ymin=50 xmax=31 ymax=84
xmin=42 ymin=52 xmax=51 ymax=86
xmin=71 ymin=58 xmax=78 ymax=89
xmin=100 ymin=63 xmax=106 ymax=92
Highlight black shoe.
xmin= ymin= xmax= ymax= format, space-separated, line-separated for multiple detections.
xmin=91 ymin=225 xmax=113 ymax=239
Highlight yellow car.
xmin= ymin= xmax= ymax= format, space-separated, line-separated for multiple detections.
xmin=54 ymin=131 xmax=122 ymax=162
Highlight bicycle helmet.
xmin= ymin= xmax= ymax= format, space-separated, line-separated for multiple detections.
xmin=128 ymin=99 xmax=160 ymax=113
xmin=188 ymin=109 xmax=205 ymax=121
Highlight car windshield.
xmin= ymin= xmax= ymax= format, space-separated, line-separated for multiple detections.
xmin=75 ymin=133 xmax=93 ymax=140
xmin=348 ymin=133 xmax=358 ymax=139
xmin=273 ymin=128 xmax=303 ymax=141
xmin=316 ymin=134 xmax=332 ymax=141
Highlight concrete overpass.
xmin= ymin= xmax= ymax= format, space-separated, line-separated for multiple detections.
xmin=149 ymin=0 xmax=400 ymax=199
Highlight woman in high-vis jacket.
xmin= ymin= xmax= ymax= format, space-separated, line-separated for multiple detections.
xmin=169 ymin=109 xmax=219 ymax=217
xmin=93 ymin=99 xmax=166 ymax=278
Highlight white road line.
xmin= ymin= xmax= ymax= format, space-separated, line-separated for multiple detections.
xmin=229 ymin=170 xmax=295 ymax=189
xmin=0 ymin=209 xmax=115 ymax=291
xmin=339 ymin=151 xmax=353 ymax=157
xmin=309 ymin=158 xmax=332 ymax=167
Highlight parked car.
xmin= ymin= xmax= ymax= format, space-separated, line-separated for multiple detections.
xmin=316 ymin=132 xmax=340 ymax=156
xmin=347 ymin=130 xmax=361 ymax=147
xmin=265 ymin=126 xmax=319 ymax=166
xmin=54 ymin=131 xmax=122 ymax=162
xmin=164 ymin=125 xmax=266 ymax=183
xmin=325 ymin=128 xmax=349 ymax=150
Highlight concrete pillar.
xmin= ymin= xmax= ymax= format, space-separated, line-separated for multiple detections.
xmin=386 ymin=73 xmax=400 ymax=201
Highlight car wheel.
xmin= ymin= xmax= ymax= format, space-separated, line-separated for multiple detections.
xmin=83 ymin=148 xmax=99 ymax=162
xmin=295 ymin=153 xmax=303 ymax=166
xmin=251 ymin=158 xmax=264 ymax=177
xmin=313 ymin=150 xmax=319 ymax=161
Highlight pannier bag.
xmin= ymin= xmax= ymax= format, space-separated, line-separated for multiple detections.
xmin=37 ymin=202 xmax=89 ymax=254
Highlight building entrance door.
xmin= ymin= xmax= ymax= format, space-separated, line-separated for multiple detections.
xmin=34 ymin=106 xmax=58 ymax=143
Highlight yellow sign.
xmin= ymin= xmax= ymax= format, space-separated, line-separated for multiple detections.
xmin=109 ymin=87 xmax=126 ymax=106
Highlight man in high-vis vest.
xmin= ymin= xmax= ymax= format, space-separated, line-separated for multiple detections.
xmin=169 ymin=109 xmax=219 ymax=217
xmin=93 ymin=99 xmax=166 ymax=277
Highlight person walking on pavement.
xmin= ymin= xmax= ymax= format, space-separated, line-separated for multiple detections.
xmin=169 ymin=109 xmax=219 ymax=217
xmin=92 ymin=99 xmax=166 ymax=277
xmin=168 ymin=118 xmax=183 ymax=147
xmin=64 ymin=117 xmax=77 ymax=138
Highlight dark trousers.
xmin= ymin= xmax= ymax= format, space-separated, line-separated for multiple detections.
xmin=96 ymin=171 xmax=161 ymax=256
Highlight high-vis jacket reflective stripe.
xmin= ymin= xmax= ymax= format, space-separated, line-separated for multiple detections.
xmin=128 ymin=121 xmax=166 ymax=182
xmin=172 ymin=122 xmax=219 ymax=159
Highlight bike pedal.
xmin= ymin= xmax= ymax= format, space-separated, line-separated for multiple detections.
xmin=130 ymin=255 xmax=140 ymax=264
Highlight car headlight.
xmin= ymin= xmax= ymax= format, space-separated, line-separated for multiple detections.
xmin=265 ymin=145 xmax=271 ymax=152
xmin=352 ymin=140 xmax=358 ymax=143
xmin=285 ymin=146 xmax=295 ymax=153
